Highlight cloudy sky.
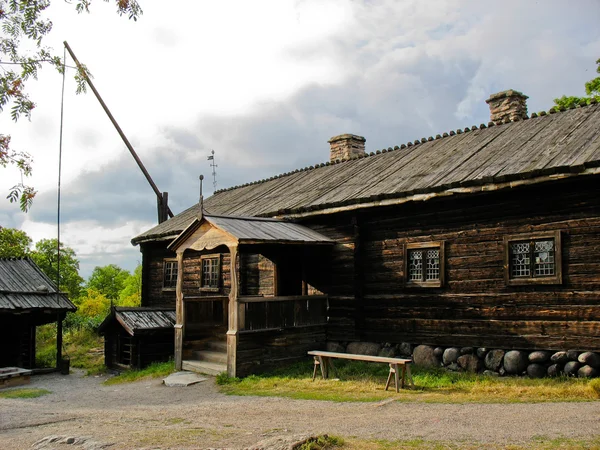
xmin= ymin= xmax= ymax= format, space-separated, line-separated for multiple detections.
xmin=1 ymin=0 xmax=599 ymax=278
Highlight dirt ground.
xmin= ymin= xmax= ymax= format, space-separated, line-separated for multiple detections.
xmin=1 ymin=370 xmax=599 ymax=449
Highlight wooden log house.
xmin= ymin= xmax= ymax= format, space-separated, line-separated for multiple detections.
xmin=0 ymin=258 xmax=76 ymax=371
xmin=132 ymin=90 xmax=600 ymax=377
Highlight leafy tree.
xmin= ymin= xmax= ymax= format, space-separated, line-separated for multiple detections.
xmin=118 ymin=264 xmax=141 ymax=306
xmin=1 ymin=0 xmax=142 ymax=211
xmin=31 ymin=238 xmax=84 ymax=299
xmin=86 ymin=264 xmax=130 ymax=301
xmin=554 ymin=58 xmax=600 ymax=109
xmin=0 ymin=226 xmax=32 ymax=257
xmin=76 ymin=288 xmax=110 ymax=318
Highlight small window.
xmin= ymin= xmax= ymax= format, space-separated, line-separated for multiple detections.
xmin=405 ymin=241 xmax=445 ymax=287
xmin=163 ymin=259 xmax=178 ymax=289
xmin=504 ymin=231 xmax=562 ymax=285
xmin=201 ymin=255 xmax=221 ymax=291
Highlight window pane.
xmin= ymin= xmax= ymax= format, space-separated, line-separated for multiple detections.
xmin=409 ymin=250 xmax=423 ymax=281
xmin=426 ymin=249 xmax=440 ymax=281
xmin=202 ymin=258 xmax=219 ymax=288
xmin=534 ymin=239 xmax=555 ymax=276
xmin=164 ymin=261 xmax=178 ymax=288
xmin=511 ymin=242 xmax=531 ymax=277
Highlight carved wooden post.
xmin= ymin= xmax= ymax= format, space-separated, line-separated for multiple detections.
xmin=226 ymin=245 xmax=239 ymax=377
xmin=174 ymin=251 xmax=184 ymax=370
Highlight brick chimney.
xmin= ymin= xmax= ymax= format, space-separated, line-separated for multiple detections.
xmin=486 ymin=89 xmax=528 ymax=124
xmin=328 ymin=134 xmax=366 ymax=162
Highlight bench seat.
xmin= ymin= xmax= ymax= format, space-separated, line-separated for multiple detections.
xmin=308 ymin=350 xmax=414 ymax=392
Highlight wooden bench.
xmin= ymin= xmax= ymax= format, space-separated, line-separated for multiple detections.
xmin=308 ymin=351 xmax=414 ymax=392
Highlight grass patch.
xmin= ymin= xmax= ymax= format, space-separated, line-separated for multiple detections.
xmin=299 ymin=435 xmax=345 ymax=450
xmin=217 ymin=360 xmax=600 ymax=403
xmin=103 ymin=361 xmax=175 ymax=385
xmin=0 ymin=388 xmax=51 ymax=399
xmin=339 ymin=436 xmax=600 ymax=449
xmin=36 ymin=324 xmax=105 ymax=374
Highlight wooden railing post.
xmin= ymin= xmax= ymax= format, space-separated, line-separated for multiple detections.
xmin=226 ymin=245 xmax=239 ymax=377
xmin=174 ymin=251 xmax=184 ymax=370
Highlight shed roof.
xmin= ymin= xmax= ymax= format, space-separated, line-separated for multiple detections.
xmin=98 ymin=307 xmax=176 ymax=336
xmin=0 ymin=258 xmax=76 ymax=312
xmin=133 ymin=103 xmax=600 ymax=245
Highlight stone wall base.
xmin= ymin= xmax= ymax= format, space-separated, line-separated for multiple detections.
xmin=326 ymin=341 xmax=600 ymax=379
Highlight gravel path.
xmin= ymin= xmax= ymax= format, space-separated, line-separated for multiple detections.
xmin=1 ymin=370 xmax=599 ymax=449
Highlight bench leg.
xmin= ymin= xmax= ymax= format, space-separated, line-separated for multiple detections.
xmin=406 ymin=363 xmax=414 ymax=387
xmin=394 ymin=363 xmax=400 ymax=393
xmin=401 ymin=364 xmax=406 ymax=390
xmin=385 ymin=364 xmax=394 ymax=391
xmin=312 ymin=357 xmax=319 ymax=381
xmin=319 ymin=356 xmax=329 ymax=379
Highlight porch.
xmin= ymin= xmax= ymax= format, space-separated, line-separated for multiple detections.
xmin=168 ymin=213 xmax=333 ymax=377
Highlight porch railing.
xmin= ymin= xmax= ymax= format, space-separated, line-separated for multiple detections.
xmin=238 ymin=295 xmax=327 ymax=332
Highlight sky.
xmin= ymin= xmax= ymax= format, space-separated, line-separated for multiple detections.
xmin=1 ymin=0 xmax=600 ymax=279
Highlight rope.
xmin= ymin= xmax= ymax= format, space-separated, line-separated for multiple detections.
xmin=57 ymin=46 xmax=68 ymax=360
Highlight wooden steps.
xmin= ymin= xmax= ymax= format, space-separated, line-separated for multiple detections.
xmin=183 ymin=337 xmax=227 ymax=376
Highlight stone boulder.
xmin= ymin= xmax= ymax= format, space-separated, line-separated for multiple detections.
xmin=578 ymin=352 xmax=600 ymax=368
xmin=413 ymin=345 xmax=441 ymax=368
xmin=563 ymin=361 xmax=581 ymax=377
xmin=460 ymin=347 xmax=474 ymax=355
xmin=442 ymin=347 xmax=461 ymax=365
xmin=526 ymin=364 xmax=546 ymax=378
xmin=346 ymin=342 xmax=381 ymax=356
xmin=447 ymin=363 xmax=460 ymax=372
xmin=457 ymin=354 xmax=482 ymax=373
xmin=484 ymin=349 xmax=505 ymax=372
xmin=550 ymin=351 xmax=570 ymax=365
xmin=566 ymin=350 xmax=580 ymax=361
xmin=547 ymin=364 xmax=562 ymax=377
xmin=433 ymin=347 xmax=444 ymax=358
xmin=378 ymin=346 xmax=397 ymax=358
xmin=503 ymin=350 xmax=528 ymax=375
xmin=326 ymin=342 xmax=346 ymax=353
xmin=577 ymin=365 xmax=599 ymax=378
xmin=483 ymin=370 xmax=499 ymax=377
xmin=476 ymin=348 xmax=488 ymax=359
xmin=528 ymin=351 xmax=551 ymax=364
xmin=398 ymin=342 xmax=413 ymax=357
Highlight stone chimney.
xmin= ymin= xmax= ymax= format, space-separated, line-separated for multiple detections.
xmin=486 ymin=89 xmax=528 ymax=124
xmin=328 ymin=134 xmax=366 ymax=162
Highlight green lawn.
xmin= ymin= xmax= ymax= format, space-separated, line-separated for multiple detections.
xmin=217 ymin=360 xmax=600 ymax=403
xmin=103 ymin=361 xmax=175 ymax=385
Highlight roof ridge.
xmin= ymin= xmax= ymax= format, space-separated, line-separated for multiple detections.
xmin=213 ymin=100 xmax=599 ymax=195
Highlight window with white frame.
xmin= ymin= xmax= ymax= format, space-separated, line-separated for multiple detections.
xmin=504 ymin=231 xmax=562 ymax=285
xmin=405 ymin=241 xmax=445 ymax=287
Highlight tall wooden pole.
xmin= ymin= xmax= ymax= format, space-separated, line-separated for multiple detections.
xmin=63 ymin=41 xmax=174 ymax=222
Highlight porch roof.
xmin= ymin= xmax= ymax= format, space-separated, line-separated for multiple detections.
xmin=168 ymin=214 xmax=333 ymax=252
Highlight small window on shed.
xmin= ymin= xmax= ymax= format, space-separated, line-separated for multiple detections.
xmin=405 ymin=241 xmax=445 ymax=288
xmin=200 ymin=254 xmax=221 ymax=291
xmin=163 ymin=259 xmax=178 ymax=290
xmin=504 ymin=231 xmax=562 ymax=286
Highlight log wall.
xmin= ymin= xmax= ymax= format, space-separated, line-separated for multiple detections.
xmin=236 ymin=325 xmax=326 ymax=377
xmin=303 ymin=176 xmax=600 ymax=351
xmin=140 ymin=242 xmax=177 ymax=308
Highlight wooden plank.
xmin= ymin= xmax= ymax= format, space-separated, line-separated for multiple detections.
xmin=308 ymin=350 xmax=411 ymax=365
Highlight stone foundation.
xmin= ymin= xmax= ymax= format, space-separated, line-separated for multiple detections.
xmin=326 ymin=342 xmax=600 ymax=379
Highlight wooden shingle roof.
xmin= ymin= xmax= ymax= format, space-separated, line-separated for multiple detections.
xmin=133 ymin=103 xmax=600 ymax=245
xmin=0 ymin=258 xmax=76 ymax=312
xmin=98 ymin=307 xmax=176 ymax=336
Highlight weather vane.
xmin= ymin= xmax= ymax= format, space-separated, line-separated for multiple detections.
xmin=207 ymin=150 xmax=218 ymax=191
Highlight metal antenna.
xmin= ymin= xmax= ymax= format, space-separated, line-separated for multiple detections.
xmin=208 ymin=150 xmax=218 ymax=191
xmin=199 ymin=175 xmax=204 ymax=213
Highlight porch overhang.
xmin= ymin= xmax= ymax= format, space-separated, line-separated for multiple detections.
xmin=167 ymin=214 xmax=333 ymax=253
